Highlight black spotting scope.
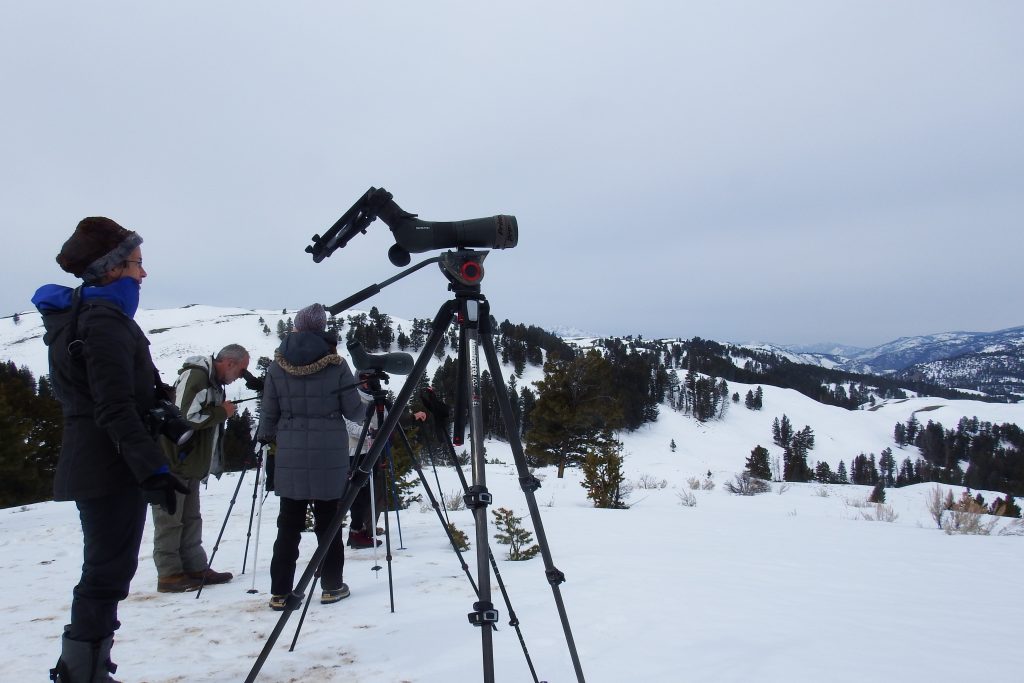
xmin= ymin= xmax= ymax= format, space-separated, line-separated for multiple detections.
xmin=347 ymin=340 xmax=415 ymax=376
xmin=306 ymin=187 xmax=518 ymax=266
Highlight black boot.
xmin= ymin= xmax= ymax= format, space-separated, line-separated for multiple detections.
xmin=49 ymin=628 xmax=120 ymax=682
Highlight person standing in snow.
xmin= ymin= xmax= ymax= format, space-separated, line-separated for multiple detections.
xmin=33 ymin=217 xmax=188 ymax=683
xmin=256 ymin=303 xmax=366 ymax=609
xmin=345 ymin=400 xmax=427 ymax=549
xmin=150 ymin=344 xmax=249 ymax=592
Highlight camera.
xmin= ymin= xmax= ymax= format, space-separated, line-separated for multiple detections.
xmin=148 ymin=400 xmax=195 ymax=447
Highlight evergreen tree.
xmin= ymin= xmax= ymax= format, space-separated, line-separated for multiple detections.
xmin=772 ymin=414 xmax=794 ymax=448
xmin=491 ymin=507 xmax=540 ymax=560
xmin=879 ymin=447 xmax=896 ymax=486
xmin=0 ymin=362 xmax=62 ymax=506
xmin=746 ymin=445 xmax=772 ymax=480
xmin=836 ymin=460 xmax=849 ymax=484
xmin=526 ymin=350 xmax=624 ymax=477
xmin=221 ymin=408 xmax=256 ymax=472
xmin=580 ymin=432 xmax=628 ymax=508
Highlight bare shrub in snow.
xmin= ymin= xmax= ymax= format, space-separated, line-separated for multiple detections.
xmin=776 ymin=483 xmax=791 ymax=495
xmin=687 ymin=477 xmax=701 ymax=490
xmin=926 ymin=486 xmax=948 ymax=529
xmin=635 ymin=473 xmax=667 ymax=490
xmin=676 ymin=489 xmax=697 ymax=507
xmin=814 ymin=486 xmax=830 ymax=498
xmin=861 ymin=503 xmax=899 ymax=523
xmin=442 ymin=489 xmax=466 ymax=511
xmin=701 ymin=476 xmax=715 ymax=491
xmin=998 ymin=518 xmax=1024 ymax=536
xmin=724 ymin=473 xmax=771 ymax=496
xmin=942 ymin=492 xmax=997 ymax=536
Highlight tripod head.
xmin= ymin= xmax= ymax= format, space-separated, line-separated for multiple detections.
xmin=306 ymin=187 xmax=518 ymax=267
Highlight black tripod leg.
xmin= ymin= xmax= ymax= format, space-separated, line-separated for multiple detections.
xmin=479 ymin=308 xmax=586 ymax=682
xmin=424 ymin=422 xmax=540 ymax=681
xmin=196 ymin=461 xmax=248 ymax=599
xmin=393 ymin=423 xmax=480 ymax=596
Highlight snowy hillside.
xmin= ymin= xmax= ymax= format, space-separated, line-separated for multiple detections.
xmin=3 ymin=305 xmax=1024 ymax=680
xmin=2 ymin=382 xmax=1023 ymax=681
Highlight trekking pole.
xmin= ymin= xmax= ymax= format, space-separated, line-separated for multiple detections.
xmin=381 ymin=459 xmax=396 ymax=613
xmin=247 ymin=464 xmax=267 ymax=594
xmin=196 ymin=458 xmax=250 ymax=599
xmin=241 ymin=446 xmax=265 ymax=574
xmin=369 ymin=466 xmax=381 ymax=575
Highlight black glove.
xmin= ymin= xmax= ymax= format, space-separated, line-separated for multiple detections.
xmin=265 ymin=452 xmax=276 ymax=492
xmin=141 ymin=472 xmax=189 ymax=515
xmin=243 ymin=369 xmax=265 ymax=393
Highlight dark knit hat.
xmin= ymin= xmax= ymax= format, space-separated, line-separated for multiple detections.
xmin=294 ymin=303 xmax=327 ymax=332
xmin=56 ymin=217 xmax=143 ymax=284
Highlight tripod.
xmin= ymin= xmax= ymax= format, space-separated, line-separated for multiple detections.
xmin=244 ymin=249 xmax=585 ymax=683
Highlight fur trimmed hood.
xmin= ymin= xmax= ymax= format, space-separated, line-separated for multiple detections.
xmin=274 ymin=349 xmax=343 ymax=377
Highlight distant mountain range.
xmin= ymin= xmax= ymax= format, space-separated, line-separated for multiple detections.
xmin=3 ymin=305 xmax=1021 ymax=403
xmin=772 ymin=326 xmax=1024 ymax=400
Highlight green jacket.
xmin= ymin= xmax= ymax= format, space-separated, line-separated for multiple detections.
xmin=161 ymin=355 xmax=227 ymax=480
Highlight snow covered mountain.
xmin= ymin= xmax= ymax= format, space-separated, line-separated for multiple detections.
xmin=766 ymin=326 xmax=1024 ymax=400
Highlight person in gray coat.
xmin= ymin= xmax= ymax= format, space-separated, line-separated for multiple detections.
xmin=256 ymin=303 xmax=365 ymax=608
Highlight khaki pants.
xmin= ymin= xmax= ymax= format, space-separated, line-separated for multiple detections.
xmin=151 ymin=477 xmax=208 ymax=577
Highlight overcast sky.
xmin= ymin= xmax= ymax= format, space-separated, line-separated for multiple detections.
xmin=3 ymin=1 xmax=1021 ymax=348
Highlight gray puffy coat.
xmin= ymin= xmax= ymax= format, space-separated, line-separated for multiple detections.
xmin=256 ymin=332 xmax=365 ymax=500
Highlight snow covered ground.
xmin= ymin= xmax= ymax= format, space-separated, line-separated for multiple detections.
xmin=3 ymin=436 xmax=1023 ymax=682
xmin=2 ymin=307 xmax=1023 ymax=681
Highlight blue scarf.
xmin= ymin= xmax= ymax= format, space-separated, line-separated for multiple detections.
xmin=32 ymin=277 xmax=142 ymax=319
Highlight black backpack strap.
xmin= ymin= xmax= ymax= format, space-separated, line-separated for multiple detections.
xmin=66 ymin=286 xmax=86 ymax=361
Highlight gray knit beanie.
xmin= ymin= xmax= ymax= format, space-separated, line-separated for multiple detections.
xmin=294 ymin=303 xmax=327 ymax=332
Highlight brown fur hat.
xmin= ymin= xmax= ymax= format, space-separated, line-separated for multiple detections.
xmin=56 ymin=217 xmax=143 ymax=284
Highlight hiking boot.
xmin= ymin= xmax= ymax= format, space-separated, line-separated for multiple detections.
xmin=156 ymin=573 xmax=202 ymax=593
xmin=269 ymin=595 xmax=287 ymax=611
xmin=187 ymin=568 xmax=234 ymax=585
xmin=347 ymin=531 xmax=381 ymax=549
xmin=321 ymin=584 xmax=350 ymax=605
xmin=50 ymin=629 xmax=120 ymax=682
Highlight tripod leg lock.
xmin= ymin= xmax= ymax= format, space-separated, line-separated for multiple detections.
xmin=518 ymin=474 xmax=542 ymax=493
xmin=463 ymin=485 xmax=492 ymax=510
xmin=467 ymin=600 xmax=500 ymax=627
xmin=545 ymin=567 xmax=566 ymax=586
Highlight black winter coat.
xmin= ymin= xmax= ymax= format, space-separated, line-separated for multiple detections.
xmin=41 ymin=298 xmax=169 ymax=501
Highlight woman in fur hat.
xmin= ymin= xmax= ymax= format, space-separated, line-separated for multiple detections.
xmin=32 ymin=217 xmax=188 ymax=682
